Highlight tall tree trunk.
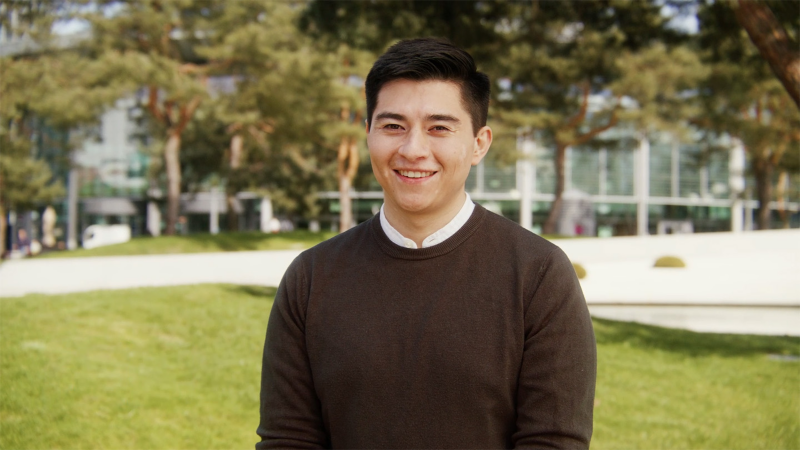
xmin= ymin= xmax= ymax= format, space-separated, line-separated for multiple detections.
xmin=147 ymin=89 xmax=201 ymax=236
xmin=734 ymin=0 xmax=800 ymax=111
xmin=164 ymin=131 xmax=182 ymax=235
xmin=0 ymin=203 xmax=6 ymax=259
xmin=540 ymin=84 xmax=618 ymax=235
xmin=776 ymin=170 xmax=789 ymax=229
xmin=227 ymin=134 xmax=243 ymax=232
xmin=338 ymin=172 xmax=352 ymax=232
xmin=543 ymin=143 xmax=568 ymax=235
xmin=337 ymin=136 xmax=358 ymax=232
xmin=225 ymin=193 xmax=238 ymax=232
xmin=753 ymin=159 xmax=773 ymax=230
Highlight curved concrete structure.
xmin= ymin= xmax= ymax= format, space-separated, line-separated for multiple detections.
xmin=1 ymin=229 xmax=798 ymax=335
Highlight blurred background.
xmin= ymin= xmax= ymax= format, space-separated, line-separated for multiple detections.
xmin=1 ymin=0 xmax=798 ymax=253
xmin=0 ymin=1 xmax=798 ymax=449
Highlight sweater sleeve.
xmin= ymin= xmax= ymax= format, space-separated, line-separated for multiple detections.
xmin=256 ymin=256 xmax=329 ymax=449
xmin=513 ymin=247 xmax=597 ymax=449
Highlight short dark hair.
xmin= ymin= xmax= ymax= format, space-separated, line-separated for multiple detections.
xmin=365 ymin=38 xmax=490 ymax=135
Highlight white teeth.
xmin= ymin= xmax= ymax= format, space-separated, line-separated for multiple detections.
xmin=399 ymin=170 xmax=434 ymax=178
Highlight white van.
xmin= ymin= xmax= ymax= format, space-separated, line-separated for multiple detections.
xmin=82 ymin=224 xmax=131 ymax=249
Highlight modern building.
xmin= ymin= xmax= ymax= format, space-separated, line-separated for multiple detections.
xmin=7 ymin=92 xmax=799 ymax=253
xmin=321 ymin=129 xmax=799 ymax=235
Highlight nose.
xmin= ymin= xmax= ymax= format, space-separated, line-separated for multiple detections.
xmin=397 ymin=127 xmax=430 ymax=161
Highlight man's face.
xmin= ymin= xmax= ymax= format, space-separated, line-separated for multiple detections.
xmin=367 ymin=79 xmax=492 ymax=220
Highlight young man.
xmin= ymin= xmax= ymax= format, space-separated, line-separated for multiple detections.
xmin=257 ymin=38 xmax=596 ymax=449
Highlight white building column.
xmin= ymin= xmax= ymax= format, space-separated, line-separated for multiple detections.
xmin=146 ymin=201 xmax=161 ymax=236
xmin=635 ymin=133 xmax=650 ymax=236
xmin=565 ymin=146 xmax=573 ymax=191
xmin=209 ymin=187 xmax=220 ymax=235
xmin=671 ymin=139 xmax=680 ymax=198
xmin=729 ymin=138 xmax=746 ymax=233
xmin=599 ymin=148 xmax=608 ymax=196
xmin=67 ymin=168 xmax=79 ymax=249
xmin=260 ymin=197 xmax=273 ymax=233
xmin=517 ymin=134 xmax=535 ymax=231
xmin=700 ymin=165 xmax=710 ymax=199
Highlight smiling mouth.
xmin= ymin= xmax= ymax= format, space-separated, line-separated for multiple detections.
xmin=396 ymin=170 xmax=436 ymax=179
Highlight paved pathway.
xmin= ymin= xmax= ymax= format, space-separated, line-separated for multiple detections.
xmin=556 ymin=229 xmax=800 ymax=306
xmin=1 ymin=229 xmax=798 ymax=336
xmin=0 ymin=250 xmax=301 ymax=296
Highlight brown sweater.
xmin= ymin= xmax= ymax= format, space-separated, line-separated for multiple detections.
xmin=257 ymin=204 xmax=596 ymax=449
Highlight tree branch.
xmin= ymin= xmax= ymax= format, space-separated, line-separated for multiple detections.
xmin=570 ymin=108 xmax=619 ymax=147
xmin=174 ymin=96 xmax=201 ymax=135
xmin=147 ymin=85 xmax=165 ymax=124
xmin=161 ymin=22 xmax=172 ymax=56
xmin=257 ymin=121 xmax=275 ymax=134
xmin=755 ymin=97 xmax=762 ymax=123
xmin=337 ymin=136 xmax=349 ymax=174
xmin=227 ymin=123 xmax=242 ymax=134
xmin=247 ymin=125 xmax=269 ymax=152
xmin=734 ymin=0 xmax=800 ymax=111
xmin=164 ymin=100 xmax=174 ymax=128
xmin=179 ymin=63 xmax=206 ymax=75
xmin=287 ymin=145 xmax=318 ymax=174
xmin=563 ymin=82 xmax=591 ymax=130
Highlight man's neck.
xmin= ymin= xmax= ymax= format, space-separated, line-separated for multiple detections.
xmin=383 ymin=192 xmax=467 ymax=248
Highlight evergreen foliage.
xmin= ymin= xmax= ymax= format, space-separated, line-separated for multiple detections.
xmin=492 ymin=1 xmax=697 ymax=234
xmin=2 ymin=0 xmax=798 ymax=245
xmin=695 ymin=0 xmax=800 ymax=230
xmin=0 ymin=1 xmax=136 ymax=254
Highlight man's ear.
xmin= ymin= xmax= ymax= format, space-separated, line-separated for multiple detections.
xmin=365 ymin=119 xmax=370 ymax=134
xmin=471 ymin=126 xmax=493 ymax=165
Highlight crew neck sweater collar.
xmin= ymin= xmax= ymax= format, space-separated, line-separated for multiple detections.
xmin=371 ymin=202 xmax=488 ymax=260
xmin=379 ymin=193 xmax=475 ymax=249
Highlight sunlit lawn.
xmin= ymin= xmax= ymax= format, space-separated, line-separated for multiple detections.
xmin=38 ymin=230 xmax=337 ymax=259
xmin=1 ymin=285 xmax=798 ymax=449
xmin=35 ymin=230 xmax=576 ymax=259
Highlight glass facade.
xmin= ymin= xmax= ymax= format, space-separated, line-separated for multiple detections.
xmin=570 ymin=147 xmax=600 ymax=195
xmin=678 ymin=144 xmax=703 ymax=198
xmin=19 ymin=98 xmax=799 ymax=239
xmin=649 ymin=141 xmax=672 ymax=197
xmin=454 ymin=133 xmax=797 ymax=235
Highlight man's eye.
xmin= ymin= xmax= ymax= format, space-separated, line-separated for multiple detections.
xmin=383 ymin=124 xmax=403 ymax=130
xmin=431 ymin=125 xmax=451 ymax=132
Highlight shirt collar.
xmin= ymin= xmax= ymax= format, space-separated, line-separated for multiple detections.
xmin=379 ymin=193 xmax=475 ymax=249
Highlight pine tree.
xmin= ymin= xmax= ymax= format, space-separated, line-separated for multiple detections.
xmin=732 ymin=0 xmax=800 ymax=110
xmin=0 ymin=0 xmax=134 ymax=254
xmin=73 ymin=0 xmax=220 ymax=235
xmin=696 ymin=0 xmax=800 ymax=230
xmin=194 ymin=1 xmax=351 ymax=228
xmin=494 ymin=0 xmax=684 ymax=234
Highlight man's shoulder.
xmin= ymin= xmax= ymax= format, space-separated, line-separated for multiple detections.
xmin=477 ymin=206 xmax=562 ymax=255
xmin=293 ymin=216 xmax=377 ymax=266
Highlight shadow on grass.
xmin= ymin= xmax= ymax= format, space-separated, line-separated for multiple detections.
xmin=38 ymin=230 xmax=338 ymax=258
xmin=184 ymin=230 xmax=334 ymax=252
xmin=593 ymin=317 xmax=800 ymax=358
xmin=222 ymin=284 xmax=278 ymax=299
xmin=184 ymin=232 xmax=264 ymax=251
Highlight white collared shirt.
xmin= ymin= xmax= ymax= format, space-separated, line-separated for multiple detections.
xmin=379 ymin=193 xmax=475 ymax=249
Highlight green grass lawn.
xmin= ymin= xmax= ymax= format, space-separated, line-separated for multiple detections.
xmin=1 ymin=285 xmax=798 ymax=449
xmin=35 ymin=230 xmax=572 ymax=259
xmin=38 ymin=231 xmax=338 ymax=259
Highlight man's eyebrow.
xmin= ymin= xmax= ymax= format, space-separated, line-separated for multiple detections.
xmin=374 ymin=112 xmax=406 ymax=122
xmin=427 ymin=114 xmax=461 ymax=123
xmin=373 ymin=112 xmax=461 ymax=124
